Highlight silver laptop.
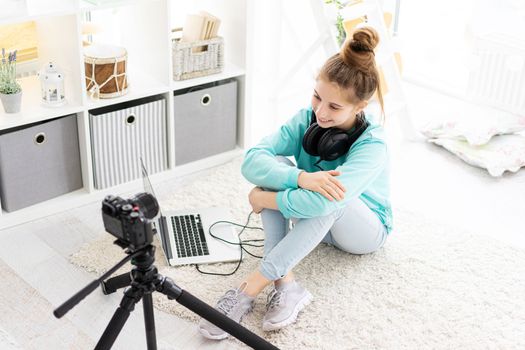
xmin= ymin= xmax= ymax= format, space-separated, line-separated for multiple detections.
xmin=140 ymin=159 xmax=241 ymax=266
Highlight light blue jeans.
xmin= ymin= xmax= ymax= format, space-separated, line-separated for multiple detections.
xmin=259 ymin=157 xmax=388 ymax=281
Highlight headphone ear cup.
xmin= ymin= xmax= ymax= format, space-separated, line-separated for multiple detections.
xmin=318 ymin=129 xmax=350 ymax=161
xmin=302 ymin=124 xmax=327 ymax=156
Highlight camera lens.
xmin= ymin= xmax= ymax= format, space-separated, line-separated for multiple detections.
xmin=132 ymin=192 xmax=159 ymax=219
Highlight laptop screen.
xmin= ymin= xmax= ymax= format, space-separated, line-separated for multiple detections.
xmin=140 ymin=157 xmax=162 ymax=219
xmin=140 ymin=157 xmax=174 ymax=260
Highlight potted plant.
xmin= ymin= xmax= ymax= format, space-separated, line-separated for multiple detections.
xmin=0 ymin=48 xmax=22 ymax=114
xmin=325 ymin=0 xmax=347 ymax=47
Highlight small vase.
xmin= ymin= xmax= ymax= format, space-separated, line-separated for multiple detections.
xmin=0 ymin=91 xmax=22 ymax=114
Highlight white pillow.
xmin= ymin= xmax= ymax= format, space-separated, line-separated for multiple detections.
xmin=429 ymin=134 xmax=525 ymax=177
xmin=421 ymin=113 xmax=525 ymax=146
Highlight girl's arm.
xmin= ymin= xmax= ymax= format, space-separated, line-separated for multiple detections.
xmin=241 ymin=110 xmax=308 ymax=191
xmin=248 ymin=187 xmax=278 ymax=213
xmin=248 ymin=168 xmax=349 ymax=214
xmin=277 ymin=138 xmax=388 ymax=218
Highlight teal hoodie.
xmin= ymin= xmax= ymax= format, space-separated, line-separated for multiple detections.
xmin=241 ymin=107 xmax=392 ymax=234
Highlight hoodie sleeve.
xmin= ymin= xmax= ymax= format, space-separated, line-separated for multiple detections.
xmin=276 ymin=136 xmax=387 ymax=218
xmin=241 ymin=109 xmax=309 ymax=191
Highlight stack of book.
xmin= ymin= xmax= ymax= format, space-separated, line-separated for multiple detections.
xmin=181 ymin=11 xmax=221 ymax=43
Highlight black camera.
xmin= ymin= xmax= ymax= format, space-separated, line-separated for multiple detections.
xmin=102 ymin=192 xmax=159 ymax=251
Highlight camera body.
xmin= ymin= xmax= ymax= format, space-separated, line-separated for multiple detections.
xmin=102 ymin=193 xmax=159 ymax=251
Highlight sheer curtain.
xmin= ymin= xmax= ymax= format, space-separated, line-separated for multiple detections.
xmin=246 ymin=0 xmax=336 ymax=146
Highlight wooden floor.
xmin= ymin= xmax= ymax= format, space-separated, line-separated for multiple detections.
xmin=1 ymin=82 xmax=524 ymax=349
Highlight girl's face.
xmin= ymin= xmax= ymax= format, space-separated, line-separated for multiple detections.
xmin=311 ymin=79 xmax=367 ymax=130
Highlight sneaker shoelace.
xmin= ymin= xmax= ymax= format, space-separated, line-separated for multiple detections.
xmin=266 ymin=289 xmax=285 ymax=311
xmin=216 ymin=290 xmax=239 ymax=315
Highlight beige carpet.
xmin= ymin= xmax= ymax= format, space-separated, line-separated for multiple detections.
xmin=70 ymin=158 xmax=525 ymax=349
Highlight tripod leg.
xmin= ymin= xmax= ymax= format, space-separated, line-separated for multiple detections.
xmin=95 ymin=287 xmax=142 ymax=350
xmin=157 ymin=277 xmax=278 ymax=350
xmin=142 ymin=293 xmax=157 ymax=350
xmin=101 ymin=272 xmax=132 ymax=295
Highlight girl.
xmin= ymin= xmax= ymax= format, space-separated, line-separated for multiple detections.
xmin=199 ymin=26 xmax=392 ymax=339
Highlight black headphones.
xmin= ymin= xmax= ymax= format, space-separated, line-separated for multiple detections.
xmin=302 ymin=110 xmax=369 ymax=162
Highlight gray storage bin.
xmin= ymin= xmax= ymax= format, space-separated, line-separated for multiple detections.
xmin=90 ymin=95 xmax=168 ymax=189
xmin=174 ymin=79 xmax=237 ymax=165
xmin=0 ymin=115 xmax=83 ymax=212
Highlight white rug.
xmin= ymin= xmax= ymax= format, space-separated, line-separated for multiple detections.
xmin=70 ymin=158 xmax=525 ymax=349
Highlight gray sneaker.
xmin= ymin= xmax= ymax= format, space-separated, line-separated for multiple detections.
xmin=262 ymin=281 xmax=313 ymax=331
xmin=198 ymin=285 xmax=255 ymax=340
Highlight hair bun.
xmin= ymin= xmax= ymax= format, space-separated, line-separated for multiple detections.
xmin=350 ymin=27 xmax=379 ymax=54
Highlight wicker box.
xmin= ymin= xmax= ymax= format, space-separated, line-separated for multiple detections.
xmin=172 ymin=29 xmax=224 ymax=81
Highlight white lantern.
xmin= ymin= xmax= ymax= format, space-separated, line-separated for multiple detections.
xmin=38 ymin=62 xmax=66 ymax=107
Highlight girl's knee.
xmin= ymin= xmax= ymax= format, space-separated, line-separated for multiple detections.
xmin=351 ymin=243 xmax=384 ymax=255
xmin=331 ymin=227 xmax=388 ymax=255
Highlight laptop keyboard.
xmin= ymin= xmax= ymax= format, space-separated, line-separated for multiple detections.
xmin=171 ymin=214 xmax=210 ymax=258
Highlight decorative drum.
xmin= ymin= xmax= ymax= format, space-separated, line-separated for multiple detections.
xmin=84 ymin=44 xmax=129 ymax=99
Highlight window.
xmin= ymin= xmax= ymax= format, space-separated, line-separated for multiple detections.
xmin=398 ymin=0 xmax=525 ymax=100
xmin=0 ymin=21 xmax=38 ymax=62
xmin=0 ymin=21 xmax=39 ymax=77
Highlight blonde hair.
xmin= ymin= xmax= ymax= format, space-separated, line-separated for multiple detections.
xmin=318 ymin=26 xmax=384 ymax=120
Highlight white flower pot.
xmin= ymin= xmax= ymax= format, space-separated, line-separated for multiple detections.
xmin=0 ymin=91 xmax=22 ymax=114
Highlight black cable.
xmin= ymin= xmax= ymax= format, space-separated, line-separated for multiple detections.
xmin=195 ymin=211 xmax=265 ymax=276
xmin=195 ymin=212 xmax=263 ymax=276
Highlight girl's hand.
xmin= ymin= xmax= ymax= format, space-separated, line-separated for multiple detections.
xmin=248 ymin=187 xmax=264 ymax=213
xmin=297 ymin=170 xmax=346 ymax=201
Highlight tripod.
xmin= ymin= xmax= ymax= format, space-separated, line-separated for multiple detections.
xmin=54 ymin=244 xmax=278 ymax=350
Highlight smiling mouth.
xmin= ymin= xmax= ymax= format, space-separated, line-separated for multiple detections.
xmin=318 ymin=118 xmax=330 ymax=123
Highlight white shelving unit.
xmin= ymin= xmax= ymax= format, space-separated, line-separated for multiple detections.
xmin=0 ymin=0 xmax=249 ymax=229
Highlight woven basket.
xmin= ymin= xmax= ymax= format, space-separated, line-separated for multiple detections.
xmin=171 ymin=30 xmax=224 ymax=81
